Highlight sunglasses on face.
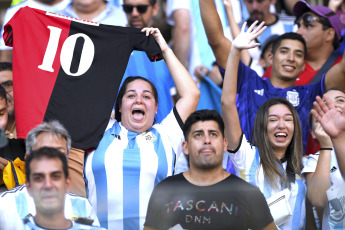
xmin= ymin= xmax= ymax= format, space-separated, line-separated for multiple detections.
xmin=295 ymin=13 xmax=325 ymax=28
xmin=122 ymin=4 xmax=151 ymax=14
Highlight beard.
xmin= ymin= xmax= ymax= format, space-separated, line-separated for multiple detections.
xmin=195 ymin=147 xmax=220 ymax=170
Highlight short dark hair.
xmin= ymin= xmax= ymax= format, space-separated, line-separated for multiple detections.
xmin=272 ymin=32 xmax=307 ymax=56
xmin=0 ymin=62 xmax=12 ymax=72
xmin=115 ymin=76 xmax=158 ymax=122
xmin=183 ymin=110 xmax=225 ymax=141
xmin=0 ymin=85 xmax=7 ymax=103
xmin=25 ymin=147 xmax=69 ymax=182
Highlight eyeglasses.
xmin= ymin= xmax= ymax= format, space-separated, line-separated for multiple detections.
xmin=122 ymin=4 xmax=151 ymax=14
xmin=295 ymin=13 xmax=327 ymax=28
xmin=0 ymin=80 xmax=13 ymax=92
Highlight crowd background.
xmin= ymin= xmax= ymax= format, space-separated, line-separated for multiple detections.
xmin=0 ymin=0 xmax=345 ymax=229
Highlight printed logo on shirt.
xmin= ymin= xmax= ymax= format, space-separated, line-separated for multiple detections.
xmin=286 ymin=91 xmax=300 ymax=106
xmin=142 ymin=132 xmax=156 ymax=143
xmin=164 ymin=200 xmax=239 ymax=225
xmin=254 ymin=89 xmax=264 ymax=96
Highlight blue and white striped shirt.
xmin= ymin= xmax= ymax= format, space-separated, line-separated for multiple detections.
xmin=302 ymin=150 xmax=345 ymax=230
xmin=0 ymin=184 xmax=99 ymax=229
xmin=229 ymin=135 xmax=306 ymax=229
xmin=22 ymin=215 xmax=105 ymax=230
xmin=85 ymin=108 xmax=184 ymax=229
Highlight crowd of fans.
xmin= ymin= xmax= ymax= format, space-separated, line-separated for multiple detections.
xmin=0 ymin=0 xmax=345 ymax=229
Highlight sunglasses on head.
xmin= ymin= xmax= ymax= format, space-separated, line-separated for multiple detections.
xmin=122 ymin=4 xmax=151 ymax=14
xmin=295 ymin=13 xmax=326 ymax=28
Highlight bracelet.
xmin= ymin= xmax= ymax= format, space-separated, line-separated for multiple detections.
xmin=320 ymin=148 xmax=333 ymax=151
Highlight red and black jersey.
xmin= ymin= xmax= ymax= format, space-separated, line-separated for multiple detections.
xmin=3 ymin=7 xmax=163 ymax=149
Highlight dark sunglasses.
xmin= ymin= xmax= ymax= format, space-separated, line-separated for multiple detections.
xmin=295 ymin=13 xmax=327 ymax=28
xmin=122 ymin=4 xmax=151 ymax=14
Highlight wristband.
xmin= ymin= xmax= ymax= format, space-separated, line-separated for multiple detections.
xmin=320 ymin=148 xmax=333 ymax=151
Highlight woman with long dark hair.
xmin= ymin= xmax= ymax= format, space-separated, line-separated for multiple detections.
xmin=221 ymin=22 xmax=305 ymax=229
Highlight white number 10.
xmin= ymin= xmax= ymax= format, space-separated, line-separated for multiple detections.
xmin=38 ymin=26 xmax=95 ymax=76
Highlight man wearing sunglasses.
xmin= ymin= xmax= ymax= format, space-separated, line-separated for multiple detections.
xmin=0 ymin=62 xmax=15 ymax=139
xmin=122 ymin=0 xmax=159 ymax=29
xmin=120 ymin=0 xmax=176 ymax=124
xmin=262 ymin=2 xmax=343 ymax=85
xmin=292 ymin=1 xmax=343 ymax=86
xmin=293 ymin=1 xmax=344 ymax=156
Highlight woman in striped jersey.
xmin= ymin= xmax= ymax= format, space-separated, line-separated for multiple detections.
xmin=84 ymin=27 xmax=200 ymax=229
xmin=221 ymin=22 xmax=306 ymax=229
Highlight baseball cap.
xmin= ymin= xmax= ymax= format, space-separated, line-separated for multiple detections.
xmin=293 ymin=0 xmax=342 ymax=41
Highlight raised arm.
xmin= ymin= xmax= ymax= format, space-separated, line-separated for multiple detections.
xmin=171 ymin=9 xmax=191 ymax=69
xmin=312 ymin=95 xmax=345 ymax=178
xmin=223 ymin=0 xmax=251 ymax=66
xmin=199 ymin=0 xmax=231 ymax=69
xmin=221 ymin=22 xmax=265 ymax=150
xmin=328 ymin=0 xmax=343 ymax=12
xmin=305 ymin=121 xmax=332 ymax=208
xmin=142 ymin=28 xmax=200 ymax=123
xmin=324 ymin=50 xmax=345 ymax=90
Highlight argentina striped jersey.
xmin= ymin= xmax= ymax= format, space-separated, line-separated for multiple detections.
xmin=84 ymin=108 xmax=184 ymax=229
xmin=0 ymin=184 xmax=99 ymax=229
xmin=229 ymin=135 xmax=306 ymax=229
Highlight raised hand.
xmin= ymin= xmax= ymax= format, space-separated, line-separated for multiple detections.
xmin=232 ymin=21 xmax=266 ymax=51
xmin=141 ymin=27 xmax=168 ymax=53
xmin=311 ymin=95 xmax=345 ymax=138
xmin=312 ymin=120 xmax=332 ymax=148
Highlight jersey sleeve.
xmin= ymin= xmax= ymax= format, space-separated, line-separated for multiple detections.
xmin=228 ymin=134 xmax=256 ymax=172
xmin=2 ymin=7 xmax=20 ymax=48
xmin=129 ymin=27 xmax=163 ymax=62
xmin=155 ymin=107 xmax=184 ymax=158
xmin=0 ymin=6 xmax=18 ymax=50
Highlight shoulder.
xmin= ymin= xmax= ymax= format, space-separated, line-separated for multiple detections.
xmin=225 ymin=174 xmax=261 ymax=192
xmin=3 ymin=0 xmax=29 ymax=22
xmin=66 ymin=192 xmax=89 ymax=201
xmin=158 ymin=173 xmax=184 ymax=185
xmin=0 ymin=184 xmax=27 ymax=198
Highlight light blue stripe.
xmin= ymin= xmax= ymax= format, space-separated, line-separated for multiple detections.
xmin=291 ymin=178 xmax=306 ymax=229
xmin=15 ymin=190 xmax=29 ymax=218
xmin=263 ymin=176 xmax=272 ymax=199
xmin=191 ymin=0 xmax=215 ymax=69
xmin=249 ymin=147 xmax=260 ymax=186
xmin=240 ymin=0 xmax=249 ymax=21
xmin=92 ymin=126 xmax=116 ymax=228
xmin=152 ymin=129 xmax=168 ymax=186
xmin=121 ymin=51 xmax=173 ymax=123
xmin=123 ymin=132 xmax=141 ymax=229
xmin=70 ymin=197 xmax=87 ymax=217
